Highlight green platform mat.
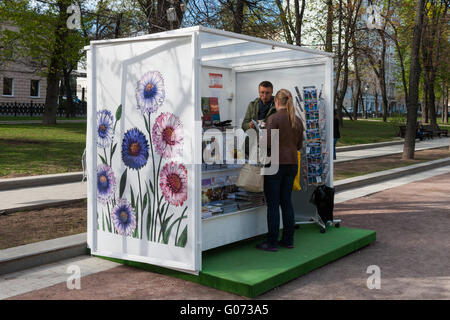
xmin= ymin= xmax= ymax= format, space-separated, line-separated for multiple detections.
xmin=96 ymin=224 xmax=376 ymax=298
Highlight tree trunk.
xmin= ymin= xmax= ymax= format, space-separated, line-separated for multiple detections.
xmin=380 ymin=75 xmax=388 ymax=121
xmin=353 ymin=82 xmax=360 ymax=120
xmin=233 ymin=0 xmax=245 ymax=33
xmin=377 ymin=29 xmax=389 ymax=122
xmin=422 ymin=77 xmax=429 ymax=123
xmin=352 ymin=33 xmax=361 ymax=121
xmin=444 ymin=86 xmax=448 ymax=124
xmin=293 ymin=0 xmax=306 ymax=45
xmin=43 ymin=68 xmax=59 ymax=125
xmin=334 ymin=0 xmax=343 ymax=109
xmin=360 ymin=89 xmax=365 ymax=118
xmin=336 ymin=0 xmax=362 ymax=123
xmin=325 ymin=0 xmax=333 ymax=52
xmin=276 ymin=0 xmax=293 ymax=44
xmin=403 ymin=0 xmax=426 ymax=160
xmin=114 ymin=12 xmax=123 ymax=38
xmin=42 ymin=0 xmax=68 ymax=125
xmin=63 ymin=68 xmax=75 ymax=118
xmin=428 ymin=79 xmax=438 ymax=128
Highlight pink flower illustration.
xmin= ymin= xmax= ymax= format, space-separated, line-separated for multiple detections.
xmin=152 ymin=112 xmax=183 ymax=159
xmin=160 ymin=162 xmax=188 ymax=207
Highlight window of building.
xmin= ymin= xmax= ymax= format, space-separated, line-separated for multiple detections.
xmin=2 ymin=77 xmax=13 ymax=96
xmin=30 ymin=79 xmax=40 ymax=97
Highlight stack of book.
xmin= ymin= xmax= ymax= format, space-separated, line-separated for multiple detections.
xmin=229 ymin=190 xmax=265 ymax=209
xmin=201 ymin=204 xmax=223 ymax=219
xmin=208 ymin=199 xmax=239 ymax=214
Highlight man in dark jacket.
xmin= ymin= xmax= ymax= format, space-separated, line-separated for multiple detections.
xmin=241 ymin=81 xmax=277 ymax=131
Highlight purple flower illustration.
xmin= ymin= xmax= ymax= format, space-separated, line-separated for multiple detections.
xmin=97 ymin=164 xmax=116 ymax=204
xmin=160 ymin=162 xmax=188 ymax=207
xmin=136 ymin=71 xmax=165 ymax=114
xmin=152 ymin=112 xmax=183 ymax=159
xmin=121 ymin=128 xmax=149 ymax=170
xmin=111 ymin=198 xmax=136 ymax=236
xmin=97 ymin=110 xmax=114 ymax=148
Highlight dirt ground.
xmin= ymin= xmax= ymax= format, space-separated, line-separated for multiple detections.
xmin=1 ymin=147 xmax=448 ymax=250
xmin=0 ymin=201 xmax=87 ymax=250
xmin=7 ymin=172 xmax=450 ymax=300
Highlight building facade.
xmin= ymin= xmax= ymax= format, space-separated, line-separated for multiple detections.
xmin=0 ymin=22 xmax=47 ymax=105
xmin=0 ymin=65 xmax=47 ymax=104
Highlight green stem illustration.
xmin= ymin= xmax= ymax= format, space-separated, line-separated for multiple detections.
xmin=175 ymin=207 xmax=188 ymax=245
xmin=137 ymin=171 xmax=144 ymax=239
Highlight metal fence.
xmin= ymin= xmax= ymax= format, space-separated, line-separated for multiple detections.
xmin=0 ymin=101 xmax=87 ymax=117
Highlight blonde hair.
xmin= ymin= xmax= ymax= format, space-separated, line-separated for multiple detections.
xmin=275 ymin=89 xmax=297 ymax=129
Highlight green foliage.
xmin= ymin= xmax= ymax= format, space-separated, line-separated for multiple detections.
xmin=0 ymin=0 xmax=87 ymax=76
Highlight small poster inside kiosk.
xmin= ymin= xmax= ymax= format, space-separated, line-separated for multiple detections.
xmin=88 ymin=36 xmax=197 ymax=272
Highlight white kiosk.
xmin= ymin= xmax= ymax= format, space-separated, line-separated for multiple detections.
xmin=86 ymin=26 xmax=334 ymax=274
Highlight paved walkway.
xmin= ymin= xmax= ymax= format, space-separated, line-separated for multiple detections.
xmin=1 ymin=165 xmax=449 ymax=300
xmin=0 ymin=181 xmax=87 ymax=213
xmin=335 ymin=137 xmax=449 ymax=163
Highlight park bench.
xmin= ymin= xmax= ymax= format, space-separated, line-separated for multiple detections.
xmin=420 ymin=124 xmax=448 ymax=138
xmin=398 ymin=125 xmax=432 ymax=140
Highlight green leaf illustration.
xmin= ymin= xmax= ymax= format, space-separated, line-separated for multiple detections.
xmin=143 ymin=192 xmax=148 ymax=211
xmin=149 ymin=180 xmax=154 ymax=194
xmin=119 ymin=169 xmax=127 ymax=198
xmin=144 ymin=115 xmax=149 ymax=133
xmin=176 ymin=226 xmax=187 ymax=247
xmin=111 ymin=143 xmax=117 ymax=158
xmin=160 ymin=211 xmax=172 ymax=235
xmin=99 ymin=154 xmax=107 ymax=165
xmin=163 ymin=215 xmax=187 ymax=244
xmin=130 ymin=185 xmax=135 ymax=208
xmin=116 ymin=104 xmax=122 ymax=122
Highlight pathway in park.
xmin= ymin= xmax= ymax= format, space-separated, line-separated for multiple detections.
xmin=0 ymin=138 xmax=448 ymax=213
xmin=1 ymin=164 xmax=449 ymax=300
xmin=335 ymin=137 xmax=449 ymax=163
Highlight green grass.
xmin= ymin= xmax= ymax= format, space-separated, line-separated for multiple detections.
xmin=0 ymin=123 xmax=86 ymax=177
xmin=368 ymin=116 xmax=450 ymax=127
xmin=0 ymin=116 xmax=86 ymax=121
xmin=338 ymin=119 xmax=400 ymax=146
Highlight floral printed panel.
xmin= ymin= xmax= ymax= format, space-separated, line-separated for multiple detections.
xmin=96 ymin=71 xmax=189 ymax=248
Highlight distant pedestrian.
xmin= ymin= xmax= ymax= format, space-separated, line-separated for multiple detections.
xmin=333 ymin=110 xmax=340 ymax=160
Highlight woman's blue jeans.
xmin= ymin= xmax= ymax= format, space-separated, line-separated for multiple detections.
xmin=263 ymin=164 xmax=298 ymax=247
